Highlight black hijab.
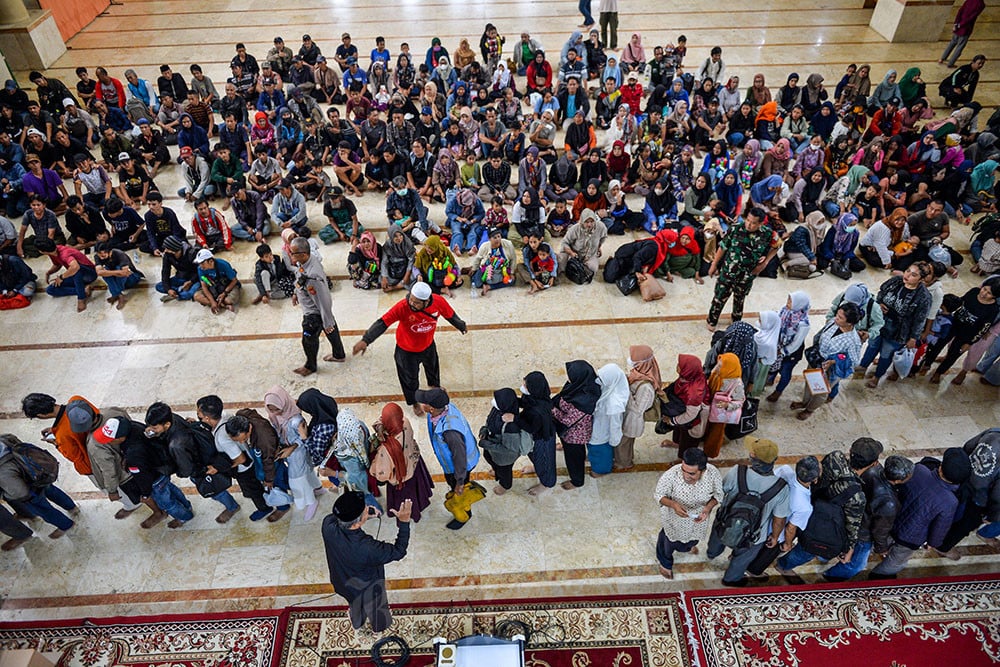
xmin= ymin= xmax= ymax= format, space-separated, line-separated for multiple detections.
xmin=645 ymin=177 xmax=675 ymax=216
xmin=582 ymin=178 xmax=603 ymax=203
xmin=486 ymin=388 xmax=520 ymax=435
xmin=296 ymin=388 xmax=339 ymax=428
xmin=520 ymin=371 xmax=554 ymax=439
xmin=556 ymin=360 xmax=601 ymax=414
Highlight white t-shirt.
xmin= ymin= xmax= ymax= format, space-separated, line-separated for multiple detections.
xmin=775 ymin=464 xmax=812 ymax=542
xmin=213 ymin=413 xmax=253 ymax=473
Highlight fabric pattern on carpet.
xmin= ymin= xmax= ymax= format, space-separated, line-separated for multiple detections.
xmin=278 ymin=594 xmax=690 ymax=666
xmin=683 ymin=574 xmax=1000 ymax=667
xmin=0 ymin=611 xmax=282 ymax=667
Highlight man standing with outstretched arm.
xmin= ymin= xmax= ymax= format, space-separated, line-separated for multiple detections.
xmin=353 ymin=281 xmax=468 ymax=416
xmin=290 ymin=237 xmax=345 ymax=376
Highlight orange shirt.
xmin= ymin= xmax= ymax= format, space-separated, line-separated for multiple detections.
xmin=50 ymin=395 xmax=97 ymax=476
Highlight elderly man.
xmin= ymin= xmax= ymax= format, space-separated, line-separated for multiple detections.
xmin=289 ymin=237 xmax=344 ymax=375
xmin=323 ymin=491 xmax=412 ymax=631
xmin=706 ymin=206 xmax=781 ymax=331
xmin=354 ymin=281 xmax=468 ymax=414
xmin=471 ymin=227 xmax=517 ymax=296
xmin=414 ymin=387 xmax=480 ymax=530
xmin=271 ymin=178 xmax=308 ymax=234
xmin=654 ymin=448 xmax=723 ymax=579
xmin=558 ymin=208 xmax=607 ymax=277
xmin=707 ymin=437 xmax=790 ymax=587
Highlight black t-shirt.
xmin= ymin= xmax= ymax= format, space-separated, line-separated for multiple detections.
xmin=76 ymin=79 xmax=96 ymax=99
xmin=118 ymin=166 xmax=154 ymax=199
xmin=324 ymin=198 xmax=358 ymax=227
xmin=951 ymin=288 xmax=1000 ymax=343
xmin=65 ymin=205 xmax=107 ymax=241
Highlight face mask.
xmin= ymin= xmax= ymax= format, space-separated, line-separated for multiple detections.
xmin=144 ymin=429 xmax=158 ymax=439
xmin=654 ymin=188 xmax=665 ymax=196
xmin=627 ymin=358 xmax=637 ymax=369
xmin=396 ymin=188 xmax=408 ymax=196
xmin=490 ymin=398 xmax=499 ymax=410
xmin=845 ymin=225 xmax=857 ymax=233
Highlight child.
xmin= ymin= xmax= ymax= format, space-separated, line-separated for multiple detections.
xmin=302 ymin=160 xmax=332 ymax=201
xmin=915 ymin=293 xmax=962 ymax=374
xmin=253 ymin=243 xmax=295 ymax=304
xmin=973 ymin=228 xmax=1000 ymax=275
xmin=528 ymin=242 xmax=556 ymax=293
xmin=546 ymin=198 xmax=573 ymax=237
xmin=459 ymin=151 xmax=482 ymax=188
xmin=483 ymin=196 xmax=510 ymax=237
xmin=374 ymin=85 xmax=391 ymax=112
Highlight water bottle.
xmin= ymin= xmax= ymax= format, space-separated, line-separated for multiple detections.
xmin=132 ymin=250 xmax=141 ymax=265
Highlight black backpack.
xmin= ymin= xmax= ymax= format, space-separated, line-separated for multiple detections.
xmin=11 ymin=442 xmax=60 ymax=487
xmin=713 ymin=466 xmax=786 ymax=550
xmin=564 ymin=256 xmax=594 ymax=285
xmin=798 ymin=483 xmax=861 ymax=559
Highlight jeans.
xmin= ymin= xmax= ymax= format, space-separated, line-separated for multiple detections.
xmin=771 ymin=355 xmax=799 ymax=393
xmin=156 ymin=276 xmax=200 ymax=300
xmin=822 ymin=200 xmax=841 ymax=219
xmin=578 ymin=0 xmax=594 ymax=24
xmin=230 ymin=221 xmax=271 ymax=240
xmin=656 ymin=530 xmax=697 ymax=569
xmin=103 ymin=271 xmax=143 ymax=297
xmin=979 ymin=522 xmax=1000 ymax=539
xmin=338 ymin=455 xmax=370 ymax=493
xmin=448 ymin=221 xmax=482 ymax=252
xmin=941 ymin=33 xmax=970 ymax=67
xmin=25 ymin=485 xmax=76 ymax=531
xmin=177 ymin=184 xmax=217 ymax=198
xmin=707 ymin=531 xmax=766 ymax=584
xmin=213 ymin=489 xmax=240 ymax=512
xmin=869 ymin=542 xmax=916 ymax=578
xmin=471 ymin=271 xmax=514 ymax=289
xmin=150 ymin=474 xmax=193 ymax=522
xmin=46 ymin=265 xmax=98 ymax=300
xmin=859 ymin=335 xmax=904 ymax=379
xmin=727 ymin=132 xmax=746 ymax=148
xmin=979 ymin=334 xmax=1000 ymax=385
xmin=823 ymin=540 xmax=874 ymax=580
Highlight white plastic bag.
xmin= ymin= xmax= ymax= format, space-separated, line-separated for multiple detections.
xmin=263 ymin=487 xmax=294 ymax=508
xmin=892 ymin=347 xmax=916 ymax=379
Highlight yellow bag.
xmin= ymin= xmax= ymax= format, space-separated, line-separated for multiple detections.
xmin=443 ymin=481 xmax=487 ymax=522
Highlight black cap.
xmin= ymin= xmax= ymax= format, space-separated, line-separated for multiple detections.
xmin=332 ymin=491 xmax=366 ymax=523
xmin=849 ymin=437 xmax=883 ymax=469
xmin=413 ymin=388 xmax=449 ymax=409
xmin=941 ymin=447 xmax=972 ymax=484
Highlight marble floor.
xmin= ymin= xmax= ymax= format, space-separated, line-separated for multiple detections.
xmin=2 ymin=0 xmax=1000 ymax=628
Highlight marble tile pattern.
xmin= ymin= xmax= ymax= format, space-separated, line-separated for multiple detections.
xmin=1 ymin=0 xmax=1000 ymax=624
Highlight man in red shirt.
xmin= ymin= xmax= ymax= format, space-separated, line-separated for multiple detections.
xmin=353 ymin=281 xmax=468 ymax=415
xmin=36 ymin=237 xmax=97 ymax=311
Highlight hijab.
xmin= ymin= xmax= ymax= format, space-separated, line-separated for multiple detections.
xmin=487 ymin=388 xmax=520 ymax=435
xmin=296 ymin=388 xmax=339 ymax=428
xmin=709 ymin=352 xmax=742 ymax=392
xmin=280 ymin=227 xmax=297 ymax=255
xmin=804 ymin=210 xmax=830 ymax=250
xmin=456 ymin=188 xmax=478 ymax=218
xmin=871 ymin=69 xmax=900 ymax=107
xmin=623 ymin=33 xmax=646 ymax=63
xmin=358 ymin=231 xmax=380 ymax=261
xmin=519 ymin=187 xmax=543 ymax=225
xmin=651 ymin=228 xmax=680 ymax=270
xmin=383 ymin=223 xmax=415 ymax=261
xmin=971 ymin=160 xmax=999 ymax=194
xmin=434 ymin=56 xmax=454 ymax=81
xmin=558 ymin=360 xmax=601 ymax=414
xmin=847 ymin=65 xmax=871 ymax=97
xmin=755 ymin=100 xmax=778 ymax=125
xmin=673 ymin=354 xmax=708 ymax=406
xmin=718 ymin=321 xmax=758 ymax=383
xmin=846 ymin=164 xmax=871 ymax=196
xmin=595 ymin=364 xmax=630 ymax=416
xmin=583 ymin=178 xmax=604 ymax=203
xmin=802 ymin=168 xmax=827 ymax=203
xmin=754 ymin=310 xmax=781 ymax=366
xmin=743 ymin=139 xmax=762 ymax=162
xmin=751 ymin=174 xmax=783 ymax=205
xmin=264 ymin=385 xmax=301 ymax=433
xmin=520 ymin=371 xmax=554 ymax=439
xmin=804 ymin=73 xmax=824 ymax=105
xmin=843 ymin=282 xmax=871 ymax=308
xmin=493 ymin=61 xmax=511 ymax=88
xmin=833 ymin=212 xmax=859 ymax=256
xmin=749 ymin=74 xmax=771 ymax=106
xmin=897 ymin=67 xmax=922 ymax=103
xmin=714 ymin=168 xmax=742 ymax=214
xmin=627 ymin=345 xmax=662 ymax=387
xmin=779 ymin=291 xmax=811 ymax=352
xmin=433 ymin=150 xmax=458 ymax=181
xmin=768 ymin=137 xmax=791 ymax=160
xmin=667 ymin=99 xmax=689 ymax=124
xmin=678 ymin=225 xmax=701 ymax=256
xmin=602 ymin=59 xmax=623 ymax=88
xmin=811 ymin=101 xmax=837 ymax=139
xmin=376 ymin=402 xmax=410 ymax=488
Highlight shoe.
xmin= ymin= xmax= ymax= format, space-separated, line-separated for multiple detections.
xmin=721 ymin=578 xmax=748 ymax=587
xmin=445 ymin=518 xmax=468 ymax=530
xmin=303 ymin=503 xmax=319 ymax=521
xmin=249 ymin=508 xmax=273 ymax=522
xmin=266 ymin=508 xmax=289 ymax=523
xmin=1 ymin=536 xmax=31 ymax=551
xmin=216 ymin=506 xmax=241 ymax=524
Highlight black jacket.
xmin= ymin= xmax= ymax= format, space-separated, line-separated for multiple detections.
xmin=322 ymin=516 xmax=409 ymax=602
xmin=857 ymin=463 xmax=899 ymax=553
xmin=160 ymin=245 xmax=200 ymax=286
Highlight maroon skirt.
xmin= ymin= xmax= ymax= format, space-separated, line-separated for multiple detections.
xmin=385 ymin=456 xmax=435 ymax=524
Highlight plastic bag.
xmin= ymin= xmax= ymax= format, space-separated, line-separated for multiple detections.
xmin=263 ymin=487 xmax=295 ymax=508
xmin=892 ymin=347 xmax=916 ymax=379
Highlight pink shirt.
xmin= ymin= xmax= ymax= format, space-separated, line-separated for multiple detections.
xmin=52 ymin=245 xmax=94 ymax=270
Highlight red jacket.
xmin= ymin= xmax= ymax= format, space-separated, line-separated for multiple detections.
xmin=525 ymin=61 xmax=552 ymax=92
xmin=190 ymin=208 xmax=233 ymax=249
xmin=620 ymin=83 xmax=643 ymax=116
xmin=95 ymin=78 xmax=127 ymax=109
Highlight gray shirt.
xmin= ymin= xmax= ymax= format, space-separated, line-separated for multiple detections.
xmin=294 ymin=253 xmax=336 ymax=329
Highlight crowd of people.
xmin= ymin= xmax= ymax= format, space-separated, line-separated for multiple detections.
xmin=1 ymin=8 xmax=1000 ymax=633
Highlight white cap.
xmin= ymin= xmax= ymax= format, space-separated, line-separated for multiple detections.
xmin=62 ymin=97 xmax=76 ymax=107
xmin=410 ymin=281 xmax=432 ymax=300
xmin=27 ymin=128 xmax=43 ymax=137
xmin=195 ymin=249 xmax=214 ymax=263
xmin=117 ymin=151 xmax=131 ymax=161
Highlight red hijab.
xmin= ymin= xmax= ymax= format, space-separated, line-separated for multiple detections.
xmin=675 ymin=226 xmax=701 ymax=256
xmin=380 ymin=403 xmax=409 ymax=489
xmin=672 ymin=354 xmax=708 ymax=406
xmin=650 ymin=228 xmax=679 ymax=271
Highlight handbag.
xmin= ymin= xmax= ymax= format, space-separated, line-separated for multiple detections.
xmin=263 ymin=487 xmax=295 ymax=507
xmin=193 ymin=472 xmax=233 ymax=498
xmin=639 ymin=275 xmax=666 ymax=301
xmin=725 ymin=397 xmax=760 ymax=440
xmin=708 ymin=387 xmax=742 ymax=424
xmin=564 ymin=256 xmax=594 ymax=285
xmin=616 ymin=272 xmax=639 ymax=296
xmin=805 ymin=322 xmax=834 ymax=368
xmin=829 ymin=257 xmax=852 ymax=280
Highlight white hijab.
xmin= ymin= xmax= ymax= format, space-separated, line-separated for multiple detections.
xmin=754 ymin=310 xmax=782 ymax=366
xmin=595 ymin=363 xmax=630 ymax=415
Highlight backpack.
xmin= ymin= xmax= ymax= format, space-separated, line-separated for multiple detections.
xmin=564 ymin=256 xmax=594 ymax=285
xmin=797 ymin=483 xmax=861 ymax=559
xmin=188 ymin=420 xmax=222 ymax=468
xmin=713 ymin=465 xmax=786 ymax=550
xmin=11 ymin=442 xmax=60 ymax=487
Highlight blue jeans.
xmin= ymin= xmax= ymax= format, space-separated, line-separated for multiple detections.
xmin=587 ymin=443 xmax=613 ymax=474
xmin=448 ymin=221 xmax=482 ymax=252
xmin=104 ymin=271 xmax=143 ymax=297
xmin=151 ymin=474 xmax=193 ymax=522
xmin=823 ymin=540 xmax=874 ymax=580
xmin=213 ymin=489 xmax=240 ymax=512
xmin=472 ymin=271 xmax=514 ymax=289
xmin=155 ymin=276 xmax=200 ymax=300
xmin=25 ymin=485 xmax=76 ymax=531
xmin=46 ymin=265 xmax=97 ymax=300
xmin=823 ymin=200 xmax=841 ymax=219
xmin=979 ymin=522 xmax=1000 ymax=539
xmin=978 ymin=335 xmax=1000 ymax=384
xmin=776 ymin=542 xmax=820 ymax=570
xmin=177 ymin=184 xmax=217 ymax=198
xmin=339 ymin=455 xmax=370 ymax=493
xmin=859 ymin=335 xmax=904 ymax=379
xmin=578 ymin=0 xmax=594 ymax=24
xmin=275 ymin=212 xmax=307 ymax=234
xmin=771 ymin=355 xmax=799 ymax=393
xmin=727 ymin=132 xmax=746 ymax=148
xmin=231 ymin=221 xmax=271 ymax=240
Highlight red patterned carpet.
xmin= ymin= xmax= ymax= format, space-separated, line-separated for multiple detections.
xmin=683 ymin=574 xmax=1000 ymax=667
xmin=0 ymin=610 xmax=282 ymax=666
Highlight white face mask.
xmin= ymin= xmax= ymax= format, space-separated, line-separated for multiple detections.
xmin=520 ymin=385 xmax=529 ymax=395
xmin=654 ymin=188 xmax=665 ymax=196
xmin=490 ymin=398 xmax=498 ymax=410
xmin=627 ymin=358 xmax=637 ymax=369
